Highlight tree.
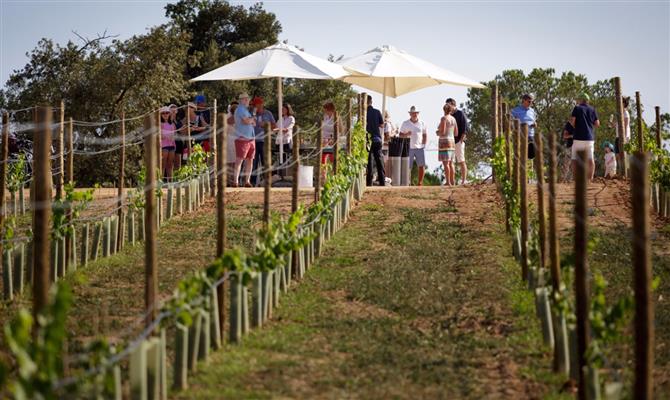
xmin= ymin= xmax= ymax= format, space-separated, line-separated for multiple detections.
xmin=165 ymin=0 xmax=282 ymax=106
xmin=2 ymin=26 xmax=192 ymax=185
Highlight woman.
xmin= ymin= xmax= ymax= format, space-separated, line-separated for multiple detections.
xmin=274 ymin=103 xmax=296 ymax=166
xmin=321 ymin=102 xmax=337 ymax=164
xmin=437 ymin=103 xmax=458 ymax=186
xmin=160 ymin=106 xmax=177 ymax=181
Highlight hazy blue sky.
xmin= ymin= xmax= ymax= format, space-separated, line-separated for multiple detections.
xmin=1 ymin=0 xmax=669 ymax=166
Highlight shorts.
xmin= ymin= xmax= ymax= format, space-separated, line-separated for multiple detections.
xmin=439 ymin=150 xmax=455 ymax=162
xmin=235 ymin=138 xmax=255 ymax=160
xmin=408 ymin=148 xmax=425 ymax=167
xmin=162 ymin=146 xmax=176 ymax=152
xmin=321 ymin=152 xmax=334 ymax=164
xmin=571 ymin=140 xmax=594 ymax=161
xmin=455 ymin=141 xmax=465 ymax=163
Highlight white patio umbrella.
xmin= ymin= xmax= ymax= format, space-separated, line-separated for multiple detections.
xmin=338 ymin=45 xmax=486 ymax=114
xmin=192 ymin=42 xmax=352 ymax=165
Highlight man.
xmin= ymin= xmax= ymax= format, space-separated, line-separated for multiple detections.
xmin=511 ymin=94 xmax=537 ymax=160
xmin=446 ymin=98 xmax=469 ymax=184
xmin=233 ymin=93 xmax=256 ymax=187
xmin=400 ymin=106 xmax=427 ymax=186
xmin=194 ymin=94 xmax=212 ymax=151
xmin=570 ymin=92 xmax=600 ymax=181
xmin=366 ymin=95 xmax=385 ymax=186
xmin=250 ymin=96 xmax=276 ymax=186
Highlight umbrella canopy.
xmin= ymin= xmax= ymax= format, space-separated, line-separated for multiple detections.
xmin=338 ymin=45 xmax=486 ymax=98
xmin=191 ymin=42 xmax=350 ymax=82
xmin=191 ymin=42 xmax=352 ymax=175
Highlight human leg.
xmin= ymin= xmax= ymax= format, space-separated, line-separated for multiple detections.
xmin=372 ymin=141 xmax=386 ymax=186
xmin=166 ymin=151 xmax=175 ymax=181
xmin=366 ymin=148 xmax=374 ymax=186
xmin=448 ymin=160 xmax=455 ymax=186
xmin=252 ymin=141 xmax=264 ymax=186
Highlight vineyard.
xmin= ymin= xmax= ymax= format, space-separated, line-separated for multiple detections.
xmin=0 ymin=87 xmax=668 ymax=400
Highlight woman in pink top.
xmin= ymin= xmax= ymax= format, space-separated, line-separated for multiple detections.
xmin=160 ymin=106 xmax=177 ymax=181
xmin=436 ymin=103 xmax=458 ymax=186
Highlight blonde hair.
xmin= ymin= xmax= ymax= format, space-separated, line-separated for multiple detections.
xmin=443 ymin=104 xmax=454 ymax=115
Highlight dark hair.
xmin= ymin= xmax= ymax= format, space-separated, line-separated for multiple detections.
xmin=231 ymin=101 xmax=239 ymax=106
xmin=367 ymin=95 xmax=372 ymax=104
xmin=323 ymin=102 xmax=335 ymax=112
xmin=622 ymin=96 xmax=630 ymax=108
xmin=283 ymin=103 xmax=294 ymax=116
xmin=445 ymin=98 xmax=456 ymax=106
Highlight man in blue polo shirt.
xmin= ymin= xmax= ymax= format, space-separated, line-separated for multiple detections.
xmin=366 ymin=95 xmax=386 ymax=186
xmin=511 ymin=94 xmax=538 ymax=160
xmin=570 ymin=92 xmax=600 ymax=181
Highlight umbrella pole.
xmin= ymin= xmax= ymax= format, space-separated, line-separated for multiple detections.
xmin=277 ymin=77 xmax=284 ymax=173
xmin=382 ymin=78 xmax=387 ymax=116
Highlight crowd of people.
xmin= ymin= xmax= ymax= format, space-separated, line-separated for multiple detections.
xmin=364 ymin=95 xmax=469 ymax=186
xmin=159 ymin=90 xmax=617 ymax=188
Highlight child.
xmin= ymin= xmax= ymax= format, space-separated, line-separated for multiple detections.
xmin=603 ymin=141 xmax=616 ymax=178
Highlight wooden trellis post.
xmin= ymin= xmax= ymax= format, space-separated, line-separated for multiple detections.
xmin=292 ymin=128 xmax=300 ymax=278
xmin=502 ymin=103 xmax=510 ymax=233
xmin=33 ymin=106 xmax=52 ymax=321
xmin=614 ymin=77 xmax=627 ymax=176
xmin=636 ymin=91 xmax=644 ymax=151
xmin=65 ymin=117 xmax=75 ymax=265
xmin=655 ymin=106 xmax=661 ymax=148
xmin=491 ymin=84 xmax=499 ymax=182
xmin=631 ymin=152 xmax=654 ymax=399
xmin=211 ymin=99 xmax=218 ymax=198
xmin=333 ymin=112 xmax=339 ymax=175
xmin=216 ymin=112 xmax=227 ymax=344
xmin=535 ymin=129 xmax=546 ymax=270
xmin=314 ymin=119 xmax=323 ymax=203
xmin=574 ymin=149 xmax=590 ymax=400
xmin=513 ymin=119 xmax=520 ymax=199
xmin=263 ymin=122 xmax=272 ymax=227
xmin=57 ymin=100 xmax=65 ymax=200
xmin=520 ymin=123 xmax=529 ymax=281
xmin=117 ymin=111 xmax=126 ymax=252
xmin=0 ymin=112 xmax=9 ymax=286
xmin=144 ymin=114 xmax=158 ymax=330
xmin=346 ymin=97 xmax=353 ymax=155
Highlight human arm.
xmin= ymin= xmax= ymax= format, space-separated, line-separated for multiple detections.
xmin=422 ymin=123 xmax=427 ymax=145
xmin=436 ymin=117 xmax=445 ymax=137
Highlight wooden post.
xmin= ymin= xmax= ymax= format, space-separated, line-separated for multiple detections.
xmin=157 ymin=111 xmax=162 ymax=182
xmin=291 ymin=128 xmax=300 ymax=278
xmin=631 ymin=152 xmax=653 ymax=399
xmin=216 ymin=112 xmax=227 ymax=342
xmin=502 ymin=103 xmax=511 ymax=233
xmin=117 ymin=111 xmax=126 ymax=252
xmin=314 ymin=119 xmax=323 ymax=203
xmin=263 ymin=122 xmax=272 ymax=227
xmin=144 ymin=115 xmax=158 ymax=330
xmin=346 ymin=98 xmax=353 ymax=155
xmin=491 ymin=84 xmax=499 ymax=182
xmin=513 ymin=119 xmax=520 ymax=198
xmin=520 ymin=124 xmax=529 ymax=281
xmin=636 ymin=91 xmax=644 ymax=151
xmin=547 ymin=132 xmax=561 ymax=297
xmin=32 ymin=106 xmax=52 ymax=320
xmin=614 ymin=77 xmax=627 ymax=176
xmin=333 ymin=112 xmax=339 ymax=175
xmin=0 ymin=112 xmax=9 ymax=278
xmin=67 ymin=118 xmax=74 ymax=184
xmin=65 ymin=117 xmax=75 ymax=265
xmin=186 ymin=105 xmax=192 ymax=161
xmin=56 ymin=100 xmax=65 ymax=200
xmin=211 ymin=99 xmax=218 ymax=197
xmin=535 ymin=129 xmax=546 ymax=270
xmin=574 ymin=149 xmax=590 ymax=400
xmin=654 ymin=106 xmax=661 ymax=148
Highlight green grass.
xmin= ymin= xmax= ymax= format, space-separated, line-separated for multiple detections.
xmin=177 ymin=192 xmax=571 ymax=399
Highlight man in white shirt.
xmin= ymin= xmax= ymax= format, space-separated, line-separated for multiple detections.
xmin=400 ymin=106 xmax=428 ymax=186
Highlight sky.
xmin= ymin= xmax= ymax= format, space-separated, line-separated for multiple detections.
xmin=1 ymin=0 xmax=669 ymax=170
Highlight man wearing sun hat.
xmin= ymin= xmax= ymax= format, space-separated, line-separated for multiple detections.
xmin=233 ymin=93 xmax=257 ymax=187
xmin=400 ymin=106 xmax=428 ymax=186
xmin=570 ymin=92 xmax=600 ymax=181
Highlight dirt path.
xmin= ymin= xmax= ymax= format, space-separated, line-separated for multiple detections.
xmin=176 ymin=185 xmax=567 ymax=399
